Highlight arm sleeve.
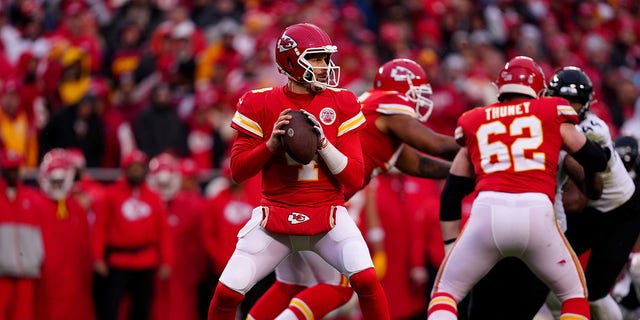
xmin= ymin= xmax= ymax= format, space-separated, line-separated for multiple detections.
xmin=440 ymin=173 xmax=476 ymax=221
xmin=570 ymin=139 xmax=610 ymax=174
xmin=229 ymin=132 xmax=274 ymax=184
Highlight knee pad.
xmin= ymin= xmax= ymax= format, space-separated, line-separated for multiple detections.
xmin=341 ymin=241 xmax=374 ymax=275
xmin=219 ymin=254 xmax=257 ymax=294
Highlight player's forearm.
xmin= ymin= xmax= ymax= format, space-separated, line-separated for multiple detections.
xmin=564 ymin=155 xmax=603 ymax=200
xmin=439 ymin=172 xmax=475 ymax=239
xmin=417 ymin=155 xmax=451 ymax=179
xmin=326 ymin=133 xmax=364 ymax=191
xmin=230 ymin=138 xmax=274 ymax=183
xmin=333 ymin=156 xmax=364 ymax=192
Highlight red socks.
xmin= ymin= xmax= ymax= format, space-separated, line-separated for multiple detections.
xmin=560 ymin=297 xmax=590 ymax=319
xmin=286 ymin=283 xmax=354 ymax=319
xmin=349 ymin=268 xmax=390 ymax=320
xmin=248 ymin=281 xmax=306 ymax=320
xmin=207 ymin=283 xmax=245 ymax=320
xmin=427 ymin=292 xmax=457 ymax=319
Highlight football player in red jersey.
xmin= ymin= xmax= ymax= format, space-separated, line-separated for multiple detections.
xmin=247 ymin=59 xmax=460 ymax=320
xmin=206 ymin=23 xmax=390 ymax=320
xmin=428 ymin=56 xmax=611 ymax=320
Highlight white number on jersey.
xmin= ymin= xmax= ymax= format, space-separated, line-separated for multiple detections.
xmin=477 ymin=115 xmax=545 ymax=173
xmin=286 ymin=154 xmax=319 ymax=181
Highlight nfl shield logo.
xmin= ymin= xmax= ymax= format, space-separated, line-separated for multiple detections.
xmin=320 ymin=107 xmax=336 ymax=125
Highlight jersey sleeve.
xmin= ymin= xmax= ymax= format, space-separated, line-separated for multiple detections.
xmin=230 ymin=89 xmax=269 ymax=138
xmin=551 ymin=97 xmax=579 ymax=125
xmin=454 ymin=110 xmax=475 ymax=147
xmin=579 ymin=113 xmax=613 ymax=147
xmin=375 ymin=95 xmax=416 ymax=117
xmin=337 ymin=90 xmax=366 ymax=137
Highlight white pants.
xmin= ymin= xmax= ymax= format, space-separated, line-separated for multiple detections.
xmin=219 ymin=206 xmax=373 ymax=294
xmin=276 ymin=250 xmax=346 ymax=287
xmin=432 ymin=191 xmax=587 ymax=303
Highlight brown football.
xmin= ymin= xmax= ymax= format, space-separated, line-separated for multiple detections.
xmin=280 ymin=110 xmax=318 ymax=164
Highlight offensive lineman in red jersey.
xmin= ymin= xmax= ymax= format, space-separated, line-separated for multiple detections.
xmin=206 ymin=22 xmax=390 ymax=320
xmin=428 ymin=56 xmax=610 ymax=320
xmin=247 ymin=58 xmax=459 ymax=320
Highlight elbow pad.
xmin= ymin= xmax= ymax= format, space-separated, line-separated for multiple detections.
xmin=440 ymin=174 xmax=475 ymax=221
xmin=571 ymin=139 xmax=610 ymax=174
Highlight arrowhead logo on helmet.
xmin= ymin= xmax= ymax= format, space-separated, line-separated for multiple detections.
xmin=390 ymin=66 xmax=416 ymax=82
xmin=277 ymin=34 xmax=297 ymax=52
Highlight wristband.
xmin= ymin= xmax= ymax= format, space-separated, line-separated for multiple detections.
xmin=317 ymin=140 xmax=348 ymax=174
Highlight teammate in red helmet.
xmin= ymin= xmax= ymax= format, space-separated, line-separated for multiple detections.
xmin=429 ymin=56 xmax=610 ymax=319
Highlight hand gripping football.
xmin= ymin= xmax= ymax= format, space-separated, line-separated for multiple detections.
xmin=280 ymin=110 xmax=318 ymax=164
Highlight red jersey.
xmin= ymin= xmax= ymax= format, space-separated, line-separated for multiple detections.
xmin=347 ymin=89 xmax=416 ymax=198
xmin=92 ymin=179 xmax=173 ymax=269
xmin=231 ymin=86 xmax=365 ymax=208
xmin=35 ymin=194 xmax=94 ymax=320
xmin=455 ymin=96 xmax=578 ymax=201
xmin=203 ymin=176 xmax=260 ymax=275
xmin=151 ymin=191 xmax=207 ymax=320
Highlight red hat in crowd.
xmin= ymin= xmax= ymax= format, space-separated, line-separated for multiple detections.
xmin=62 ymin=0 xmax=87 ymax=16
xmin=121 ymin=150 xmax=148 ymax=169
xmin=0 ymin=149 xmax=23 ymax=168
xmin=179 ymin=158 xmax=199 ymax=179
xmin=66 ymin=148 xmax=86 ymax=169
xmin=149 ymin=152 xmax=179 ymax=175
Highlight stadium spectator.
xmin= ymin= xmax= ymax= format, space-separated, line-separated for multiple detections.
xmin=133 ymin=82 xmax=189 ymax=158
xmin=147 ymin=152 xmax=207 ymax=320
xmin=34 ymin=149 xmax=95 ymax=320
xmin=0 ymin=79 xmax=38 ymax=167
xmin=202 ymin=160 xmax=263 ymax=318
xmin=92 ymin=150 xmax=173 ymax=320
xmin=0 ymin=150 xmax=43 ymax=320
xmin=39 ymin=93 xmax=106 ymax=167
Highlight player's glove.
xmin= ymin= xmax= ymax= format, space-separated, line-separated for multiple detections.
xmin=300 ymin=109 xmax=328 ymax=150
xmin=300 ymin=109 xmax=347 ymax=174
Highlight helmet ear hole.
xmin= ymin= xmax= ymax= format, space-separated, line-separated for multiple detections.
xmin=286 ymin=58 xmax=295 ymax=73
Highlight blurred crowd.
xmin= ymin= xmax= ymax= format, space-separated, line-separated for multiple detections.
xmin=2 ymin=0 xmax=640 ymax=319
xmin=0 ymin=0 xmax=639 ymax=172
